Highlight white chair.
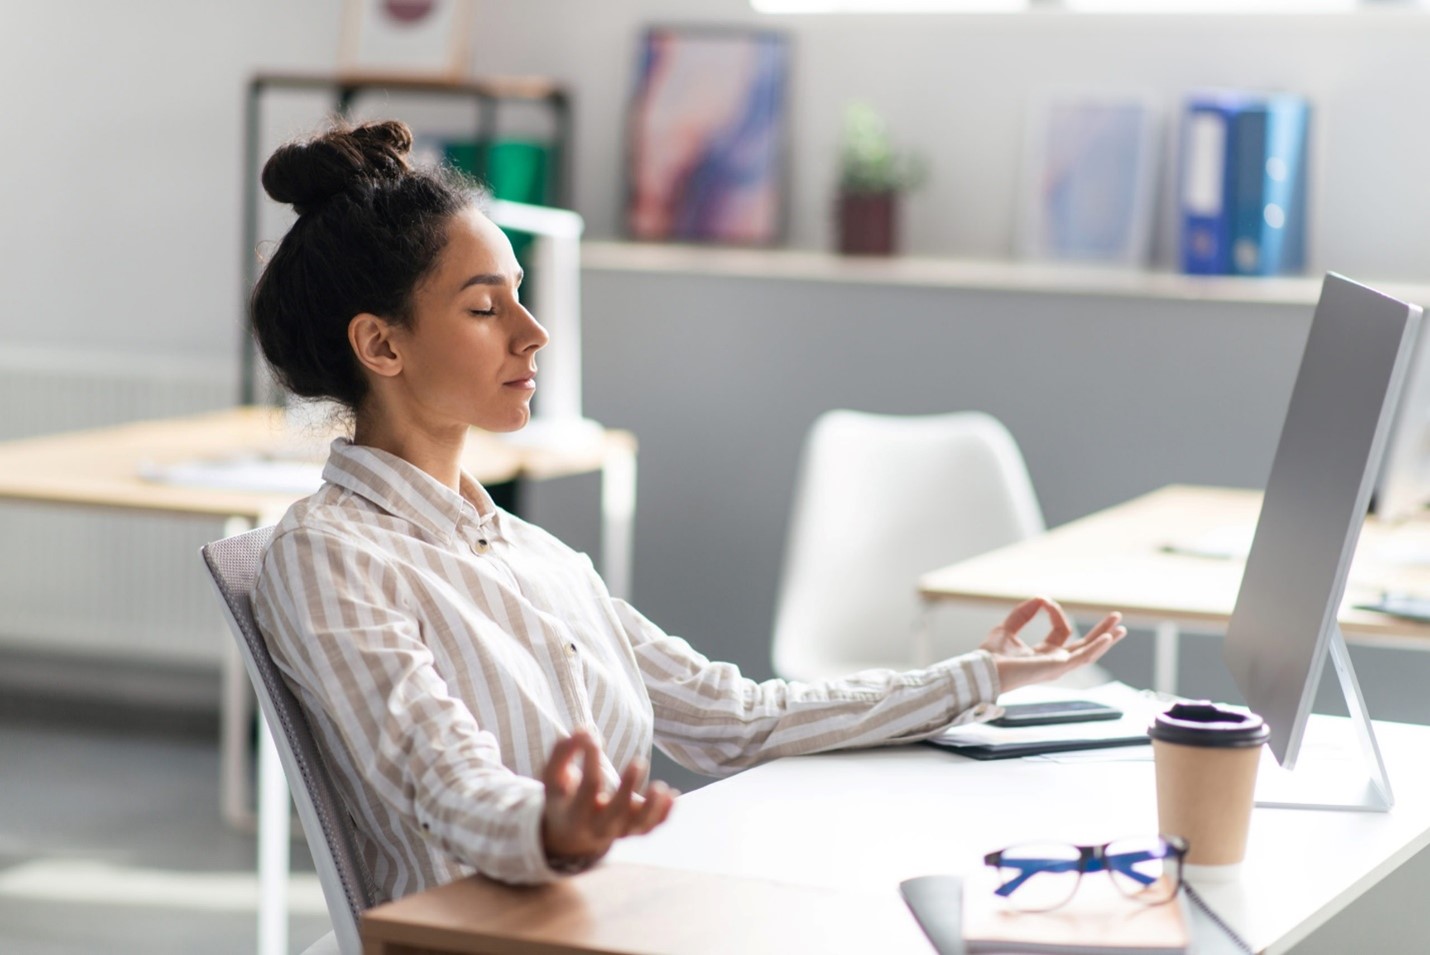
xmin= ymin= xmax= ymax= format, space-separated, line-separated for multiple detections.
xmin=201 ymin=526 xmax=376 ymax=955
xmin=771 ymin=410 xmax=1047 ymax=681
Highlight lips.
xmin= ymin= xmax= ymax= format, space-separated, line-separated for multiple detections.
xmin=504 ymin=372 xmax=537 ymax=388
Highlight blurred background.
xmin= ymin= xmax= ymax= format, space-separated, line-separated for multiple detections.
xmin=4 ymin=1 xmax=1430 ymax=952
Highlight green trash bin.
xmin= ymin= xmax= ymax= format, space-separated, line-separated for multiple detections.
xmin=444 ymin=139 xmax=551 ymax=262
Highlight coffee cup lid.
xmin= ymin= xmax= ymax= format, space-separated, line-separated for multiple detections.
xmin=1147 ymin=701 xmax=1270 ymax=748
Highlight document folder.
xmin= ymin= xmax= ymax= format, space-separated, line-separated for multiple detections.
xmin=926 ymin=682 xmax=1161 ymax=761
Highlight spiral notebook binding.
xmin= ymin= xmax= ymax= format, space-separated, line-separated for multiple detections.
xmin=1184 ymin=884 xmax=1254 ymax=955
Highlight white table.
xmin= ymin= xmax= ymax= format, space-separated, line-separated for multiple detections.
xmin=609 ymin=716 xmax=1430 ymax=954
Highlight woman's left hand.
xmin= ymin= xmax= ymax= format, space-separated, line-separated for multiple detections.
xmin=981 ymin=596 xmax=1126 ymax=693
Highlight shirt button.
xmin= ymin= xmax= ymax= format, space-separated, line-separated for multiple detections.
xmin=474 ymin=538 xmax=491 ymax=554
xmin=567 ymin=643 xmax=577 ymax=656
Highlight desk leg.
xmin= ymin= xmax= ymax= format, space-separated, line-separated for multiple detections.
xmin=221 ymin=637 xmax=256 ymax=829
xmin=601 ymin=440 xmax=637 ymax=601
xmin=1153 ymin=621 xmax=1180 ymax=697
xmin=257 ymin=711 xmax=291 ymax=955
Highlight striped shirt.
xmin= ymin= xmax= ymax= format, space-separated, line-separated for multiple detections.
xmin=253 ymin=438 xmax=1001 ymax=901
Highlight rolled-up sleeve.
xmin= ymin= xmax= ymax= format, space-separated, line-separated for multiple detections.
xmin=612 ymin=599 xmax=1000 ymax=777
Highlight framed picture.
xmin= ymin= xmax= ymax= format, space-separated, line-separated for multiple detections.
xmin=338 ymin=0 xmax=476 ymax=79
xmin=1016 ymin=90 xmax=1163 ymax=267
xmin=624 ymin=26 xmax=790 ymax=245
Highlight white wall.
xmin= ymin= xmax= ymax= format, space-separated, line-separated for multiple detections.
xmin=4 ymin=1 xmax=1430 ymax=364
xmin=1 ymin=1 xmax=337 ymax=359
xmin=469 ymin=1 xmax=1430 ymax=280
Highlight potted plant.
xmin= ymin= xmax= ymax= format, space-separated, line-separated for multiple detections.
xmin=835 ymin=101 xmax=925 ymax=256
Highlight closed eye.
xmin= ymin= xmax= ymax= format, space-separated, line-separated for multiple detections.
xmin=468 ymin=307 xmax=497 ymax=316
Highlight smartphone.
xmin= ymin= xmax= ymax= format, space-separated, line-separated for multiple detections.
xmin=987 ymin=700 xmax=1123 ymax=728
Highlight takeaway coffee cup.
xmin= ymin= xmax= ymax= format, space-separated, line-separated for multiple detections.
xmin=1148 ymin=702 xmax=1270 ymax=877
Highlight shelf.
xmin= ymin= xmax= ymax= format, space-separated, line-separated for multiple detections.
xmin=581 ymin=241 xmax=1430 ymax=308
xmin=252 ymin=71 xmax=566 ymax=102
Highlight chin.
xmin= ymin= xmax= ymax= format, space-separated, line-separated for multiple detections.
xmin=484 ymin=411 xmax=531 ymax=434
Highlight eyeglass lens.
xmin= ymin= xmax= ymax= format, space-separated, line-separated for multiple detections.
xmin=993 ymin=837 xmax=1182 ymax=912
xmin=1101 ymin=836 xmax=1181 ymax=904
xmin=993 ymin=842 xmax=1084 ymax=912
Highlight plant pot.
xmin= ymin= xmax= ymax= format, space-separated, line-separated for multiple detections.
xmin=836 ymin=191 xmax=898 ymax=256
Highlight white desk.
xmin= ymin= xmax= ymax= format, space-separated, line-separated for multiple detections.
xmin=609 ymin=716 xmax=1430 ymax=954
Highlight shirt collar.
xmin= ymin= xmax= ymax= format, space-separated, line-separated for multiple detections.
xmin=321 ymin=437 xmax=500 ymax=541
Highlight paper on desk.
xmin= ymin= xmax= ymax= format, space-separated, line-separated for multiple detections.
xmin=1159 ymin=524 xmax=1254 ymax=561
xmin=138 ymin=456 xmax=325 ymax=496
xmin=931 ymin=681 xmax=1170 ymax=748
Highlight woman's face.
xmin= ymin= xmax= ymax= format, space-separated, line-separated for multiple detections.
xmin=388 ymin=206 xmax=549 ymax=433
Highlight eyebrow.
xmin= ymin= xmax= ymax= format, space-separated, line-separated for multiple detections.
xmin=459 ymin=270 xmax=524 ymax=291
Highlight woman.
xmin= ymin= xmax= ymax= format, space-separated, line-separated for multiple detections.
xmin=250 ymin=120 xmax=1126 ymax=903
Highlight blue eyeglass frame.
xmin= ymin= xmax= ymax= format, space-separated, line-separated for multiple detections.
xmin=983 ymin=835 xmax=1189 ymax=900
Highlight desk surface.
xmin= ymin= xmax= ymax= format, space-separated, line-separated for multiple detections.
xmin=0 ymin=406 xmax=634 ymax=523
xmin=919 ymin=484 xmax=1430 ymax=647
xmin=361 ymin=861 xmax=924 ymax=955
xmin=606 ymin=719 xmax=1430 ymax=955
xmin=362 ymin=721 xmax=1430 ymax=954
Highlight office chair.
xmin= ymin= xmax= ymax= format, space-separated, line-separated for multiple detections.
xmin=201 ymin=526 xmax=375 ymax=955
xmin=771 ymin=410 xmax=1048 ymax=682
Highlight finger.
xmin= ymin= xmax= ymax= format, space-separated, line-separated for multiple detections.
xmin=628 ymin=779 xmax=670 ymax=834
xmin=999 ymin=597 xmax=1055 ymax=639
xmin=570 ymin=733 xmax=605 ymax=821
xmin=1062 ymin=614 xmax=1123 ymax=653
xmin=594 ymin=759 xmax=643 ymax=838
xmin=631 ymin=782 xmax=678 ymax=835
xmin=1037 ymin=598 xmax=1075 ymax=649
xmin=542 ymin=734 xmax=583 ymax=801
xmin=1067 ymin=629 xmax=1119 ymax=668
xmin=1084 ymin=612 xmax=1122 ymax=641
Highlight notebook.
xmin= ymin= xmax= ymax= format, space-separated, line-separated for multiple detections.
xmin=900 ymin=874 xmax=1249 ymax=955
xmin=925 ymin=682 xmax=1159 ymax=760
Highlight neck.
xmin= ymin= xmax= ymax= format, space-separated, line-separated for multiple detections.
xmin=353 ymin=404 xmax=467 ymax=492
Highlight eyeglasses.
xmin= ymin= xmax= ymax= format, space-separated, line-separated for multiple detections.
xmin=983 ymin=835 xmax=1188 ymax=912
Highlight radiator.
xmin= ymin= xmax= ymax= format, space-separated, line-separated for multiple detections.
xmin=0 ymin=346 xmax=239 ymax=670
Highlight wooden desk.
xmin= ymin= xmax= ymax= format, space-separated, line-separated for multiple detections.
xmin=0 ymin=406 xmax=637 ymax=955
xmin=918 ymin=484 xmax=1430 ymax=693
xmin=0 ymin=405 xmax=629 ymax=518
xmin=362 ymin=718 xmax=1430 ymax=954
xmin=0 ymin=405 xmax=637 ymax=812
xmin=361 ymin=862 xmax=924 ymax=955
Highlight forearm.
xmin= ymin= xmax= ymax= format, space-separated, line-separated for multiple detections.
xmin=648 ymin=648 xmax=1001 ymax=776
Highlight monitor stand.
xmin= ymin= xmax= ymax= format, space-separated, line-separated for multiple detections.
xmin=1253 ymin=628 xmax=1393 ymax=812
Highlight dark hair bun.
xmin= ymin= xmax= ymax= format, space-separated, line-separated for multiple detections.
xmin=261 ymin=119 xmax=415 ymax=215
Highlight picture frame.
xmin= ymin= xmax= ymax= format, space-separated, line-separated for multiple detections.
xmin=624 ymin=26 xmax=790 ymax=245
xmin=338 ymin=0 xmax=476 ymax=79
xmin=1016 ymin=90 xmax=1163 ymax=268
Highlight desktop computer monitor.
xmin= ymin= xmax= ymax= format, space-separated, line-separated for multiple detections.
xmin=1222 ymin=273 xmax=1422 ymax=811
xmin=1373 ymin=311 xmax=1430 ymax=524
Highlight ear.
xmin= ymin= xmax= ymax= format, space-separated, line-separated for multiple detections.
xmin=348 ymin=313 xmax=403 ymax=379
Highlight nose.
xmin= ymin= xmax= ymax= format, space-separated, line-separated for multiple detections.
xmin=514 ymin=302 xmax=549 ymax=354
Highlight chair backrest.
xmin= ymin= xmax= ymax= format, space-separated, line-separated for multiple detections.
xmin=200 ymin=527 xmax=375 ymax=955
xmin=771 ymin=410 xmax=1046 ymax=682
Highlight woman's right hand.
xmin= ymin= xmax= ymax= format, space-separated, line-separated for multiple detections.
xmin=540 ymin=730 xmax=677 ymax=868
